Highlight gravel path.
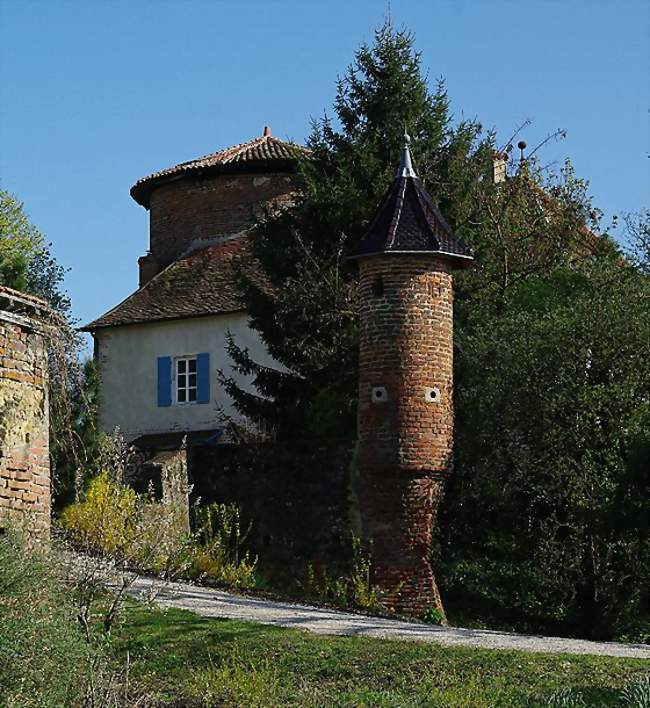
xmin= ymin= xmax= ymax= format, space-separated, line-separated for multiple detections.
xmin=126 ymin=577 xmax=650 ymax=659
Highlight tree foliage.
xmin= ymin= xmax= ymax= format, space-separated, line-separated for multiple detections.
xmin=0 ymin=189 xmax=70 ymax=315
xmin=218 ymin=21 xmax=649 ymax=637
xmin=0 ymin=188 xmax=98 ymax=508
xmin=441 ymin=256 xmax=650 ymax=638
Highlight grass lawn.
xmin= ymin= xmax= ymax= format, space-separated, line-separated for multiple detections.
xmin=112 ymin=601 xmax=649 ymax=707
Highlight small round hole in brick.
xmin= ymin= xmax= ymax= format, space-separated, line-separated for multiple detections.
xmin=371 ymin=386 xmax=388 ymax=403
xmin=425 ymin=387 xmax=441 ymax=403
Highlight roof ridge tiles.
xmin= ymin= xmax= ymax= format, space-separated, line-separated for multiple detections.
xmin=131 ymin=132 xmax=306 ymax=208
xmin=82 ymin=238 xmax=253 ymax=331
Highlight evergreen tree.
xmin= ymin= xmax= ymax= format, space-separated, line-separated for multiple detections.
xmin=220 ymin=22 xmax=489 ymax=440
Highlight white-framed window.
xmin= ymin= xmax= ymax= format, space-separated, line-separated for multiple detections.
xmin=175 ymin=356 xmax=197 ymax=404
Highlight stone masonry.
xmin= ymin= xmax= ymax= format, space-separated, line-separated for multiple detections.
xmin=357 ymin=256 xmax=453 ymax=615
xmin=0 ymin=287 xmax=50 ymax=538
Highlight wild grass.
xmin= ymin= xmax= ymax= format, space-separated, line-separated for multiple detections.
xmin=112 ymin=601 xmax=649 ymax=707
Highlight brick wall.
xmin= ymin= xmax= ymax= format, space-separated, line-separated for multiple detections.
xmin=190 ymin=442 xmax=354 ymax=583
xmin=0 ymin=292 xmax=50 ymax=538
xmin=356 ymin=255 xmax=454 ymax=616
xmin=144 ymin=172 xmax=298 ymax=279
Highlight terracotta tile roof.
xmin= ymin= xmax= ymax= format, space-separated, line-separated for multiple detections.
xmin=83 ymin=239 xmax=254 ymax=330
xmin=0 ymin=285 xmax=48 ymax=311
xmin=131 ymin=131 xmax=306 ymax=207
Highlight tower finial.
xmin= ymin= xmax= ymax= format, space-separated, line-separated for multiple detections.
xmin=517 ymin=140 xmax=527 ymax=162
xmin=397 ymin=131 xmax=417 ymax=178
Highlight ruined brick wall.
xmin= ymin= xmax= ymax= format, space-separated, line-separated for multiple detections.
xmin=0 ymin=293 xmax=50 ymax=538
xmin=356 ymin=255 xmax=454 ymax=616
xmin=141 ymin=172 xmax=298 ymax=280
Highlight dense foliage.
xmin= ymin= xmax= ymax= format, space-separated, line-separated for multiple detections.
xmin=441 ymin=255 xmax=650 ymax=639
xmin=220 ymin=22 xmax=649 ymax=638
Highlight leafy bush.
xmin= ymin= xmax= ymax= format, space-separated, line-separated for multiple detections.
xmin=60 ymin=471 xmax=138 ymax=556
xmin=59 ymin=455 xmax=193 ymax=638
xmin=60 ymin=471 xmax=190 ymax=573
xmin=189 ymin=503 xmax=258 ymax=589
xmin=422 ymin=606 xmax=445 ymax=625
xmin=442 ymin=260 xmax=650 ymax=639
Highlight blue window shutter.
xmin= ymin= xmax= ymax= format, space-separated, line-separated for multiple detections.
xmin=197 ymin=352 xmax=210 ymax=404
xmin=157 ymin=356 xmax=172 ymax=407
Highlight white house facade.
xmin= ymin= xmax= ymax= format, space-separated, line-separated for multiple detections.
xmin=84 ymin=129 xmax=302 ymax=444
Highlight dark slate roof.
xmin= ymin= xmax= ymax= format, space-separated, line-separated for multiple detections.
xmin=131 ymin=130 xmax=306 ymax=208
xmin=83 ymin=238 xmax=252 ymax=330
xmin=346 ymin=142 xmax=473 ymax=265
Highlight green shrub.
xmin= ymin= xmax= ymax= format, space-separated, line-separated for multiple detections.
xmin=422 ymin=606 xmax=445 ymax=625
xmin=60 ymin=471 xmax=191 ymax=574
xmin=189 ymin=503 xmax=258 ymax=589
xmin=0 ymin=530 xmax=88 ymax=707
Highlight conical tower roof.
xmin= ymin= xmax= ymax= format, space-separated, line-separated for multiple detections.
xmin=346 ymin=135 xmax=473 ymax=265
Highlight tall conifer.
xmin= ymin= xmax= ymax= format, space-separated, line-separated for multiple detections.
xmin=220 ymin=22 xmax=487 ymax=439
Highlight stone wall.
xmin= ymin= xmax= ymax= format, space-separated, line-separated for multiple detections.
xmin=140 ymin=172 xmax=298 ymax=282
xmin=190 ymin=442 xmax=354 ymax=581
xmin=356 ymin=255 xmax=454 ymax=615
xmin=0 ymin=287 xmax=50 ymax=538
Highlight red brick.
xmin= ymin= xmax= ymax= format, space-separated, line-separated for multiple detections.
xmin=356 ymin=255 xmax=456 ymax=617
xmin=144 ymin=172 xmax=298 ymax=282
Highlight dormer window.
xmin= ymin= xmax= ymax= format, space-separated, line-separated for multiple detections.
xmin=176 ymin=356 xmax=197 ymax=404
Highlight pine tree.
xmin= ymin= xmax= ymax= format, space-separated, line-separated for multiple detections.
xmin=220 ymin=22 xmax=488 ymax=440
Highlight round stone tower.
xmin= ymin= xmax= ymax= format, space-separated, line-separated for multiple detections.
xmin=346 ymin=135 xmax=473 ymax=617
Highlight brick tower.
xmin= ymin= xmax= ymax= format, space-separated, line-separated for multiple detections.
xmin=346 ymin=135 xmax=473 ymax=616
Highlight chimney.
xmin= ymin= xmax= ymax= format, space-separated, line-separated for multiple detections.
xmin=492 ymin=151 xmax=508 ymax=184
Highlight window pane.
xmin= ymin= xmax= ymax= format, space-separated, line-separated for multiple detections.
xmin=188 ymin=388 xmax=197 ymax=402
xmin=178 ymin=389 xmax=186 ymax=402
xmin=178 ymin=360 xmax=186 ymax=374
xmin=189 ymin=373 xmax=197 ymax=387
xmin=188 ymin=359 xmax=197 ymax=373
xmin=178 ymin=374 xmax=186 ymax=388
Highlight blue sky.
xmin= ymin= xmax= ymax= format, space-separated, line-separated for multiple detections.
xmin=1 ymin=0 xmax=648 ymax=344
